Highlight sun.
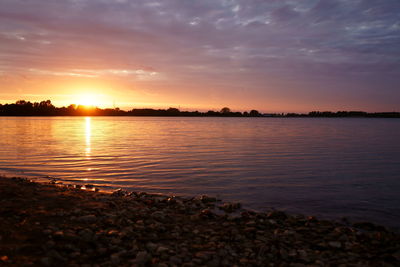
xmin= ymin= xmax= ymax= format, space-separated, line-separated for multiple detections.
xmin=75 ymin=93 xmax=104 ymax=107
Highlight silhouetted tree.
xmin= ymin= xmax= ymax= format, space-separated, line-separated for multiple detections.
xmin=220 ymin=107 xmax=231 ymax=114
xmin=206 ymin=110 xmax=219 ymax=116
xmin=249 ymin=110 xmax=260 ymax=117
xmin=167 ymin=108 xmax=180 ymax=116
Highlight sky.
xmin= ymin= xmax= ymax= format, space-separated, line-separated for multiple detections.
xmin=0 ymin=0 xmax=399 ymax=113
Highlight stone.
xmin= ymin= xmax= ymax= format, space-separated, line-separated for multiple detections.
xmin=328 ymin=241 xmax=342 ymax=248
xmin=40 ymin=257 xmax=51 ymax=266
xmin=297 ymin=249 xmax=308 ymax=259
xmin=195 ymin=251 xmax=215 ymax=261
xmin=156 ymin=246 xmax=169 ymax=254
xmin=43 ymin=229 xmax=52 ymax=235
xmin=353 ymin=222 xmax=386 ymax=232
xmin=110 ymin=253 xmax=120 ymax=265
xmin=169 ymin=255 xmax=182 ymax=265
xmin=47 ymin=250 xmax=65 ymax=261
xmin=53 ymin=230 xmax=64 ymax=238
xmin=78 ymin=228 xmax=93 ymax=242
xmin=135 ymin=251 xmax=149 ymax=265
xmin=145 ymin=242 xmax=158 ymax=252
xmin=45 ymin=240 xmax=56 ymax=249
xmin=112 ymin=189 xmax=130 ymax=197
xmin=208 ymin=258 xmax=220 ymax=267
xmin=200 ymin=195 xmax=217 ymax=203
xmin=76 ymin=214 xmax=97 ymax=223
xmin=200 ymin=209 xmax=215 ymax=218
xmin=220 ymin=202 xmax=241 ymax=213
xmin=392 ymin=250 xmax=400 ymax=261
xmin=69 ymin=251 xmax=81 ymax=259
xmin=267 ymin=210 xmax=287 ymax=220
xmin=152 ymin=211 xmax=166 ymax=221
xmin=2 ymin=177 xmax=400 ymax=267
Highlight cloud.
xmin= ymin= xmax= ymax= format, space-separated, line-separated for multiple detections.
xmin=0 ymin=0 xmax=399 ymax=111
xmin=1 ymin=0 xmax=398 ymax=71
xmin=27 ymin=68 xmax=160 ymax=80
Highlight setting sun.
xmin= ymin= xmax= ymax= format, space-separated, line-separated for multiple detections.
xmin=75 ymin=93 xmax=105 ymax=108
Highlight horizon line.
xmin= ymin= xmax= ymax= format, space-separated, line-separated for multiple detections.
xmin=1 ymin=99 xmax=399 ymax=115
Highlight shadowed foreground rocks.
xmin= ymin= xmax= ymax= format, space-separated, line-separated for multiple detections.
xmin=0 ymin=177 xmax=399 ymax=266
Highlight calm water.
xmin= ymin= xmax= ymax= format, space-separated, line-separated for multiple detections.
xmin=1 ymin=117 xmax=399 ymax=228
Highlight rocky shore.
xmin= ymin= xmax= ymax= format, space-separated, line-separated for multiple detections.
xmin=0 ymin=177 xmax=399 ymax=266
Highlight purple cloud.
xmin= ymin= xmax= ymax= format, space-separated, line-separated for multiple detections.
xmin=0 ymin=0 xmax=399 ymax=111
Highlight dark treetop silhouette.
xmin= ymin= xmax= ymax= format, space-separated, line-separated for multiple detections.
xmin=0 ymin=100 xmax=399 ymax=118
xmin=0 ymin=100 xmax=262 ymax=117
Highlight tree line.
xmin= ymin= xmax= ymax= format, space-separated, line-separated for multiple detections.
xmin=284 ymin=111 xmax=400 ymax=118
xmin=0 ymin=100 xmax=398 ymax=118
xmin=0 ymin=100 xmax=262 ymax=117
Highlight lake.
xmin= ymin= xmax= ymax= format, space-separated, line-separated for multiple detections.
xmin=1 ymin=116 xmax=399 ymax=228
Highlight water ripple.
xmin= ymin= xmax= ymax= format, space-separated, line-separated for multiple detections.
xmin=0 ymin=117 xmax=400 ymax=228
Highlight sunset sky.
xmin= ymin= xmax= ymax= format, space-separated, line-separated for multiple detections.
xmin=0 ymin=0 xmax=399 ymax=112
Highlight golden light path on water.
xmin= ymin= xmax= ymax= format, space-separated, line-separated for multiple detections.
xmin=85 ymin=117 xmax=91 ymax=159
xmin=84 ymin=117 xmax=92 ymax=181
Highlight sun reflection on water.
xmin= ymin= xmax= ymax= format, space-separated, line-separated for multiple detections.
xmin=85 ymin=117 xmax=91 ymax=159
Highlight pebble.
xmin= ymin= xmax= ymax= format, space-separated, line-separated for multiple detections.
xmin=152 ymin=211 xmax=166 ymax=221
xmin=135 ymin=251 xmax=149 ymax=265
xmin=195 ymin=251 xmax=212 ymax=261
xmin=1 ymin=177 xmax=399 ymax=267
xmin=156 ymin=246 xmax=169 ymax=254
xmin=145 ymin=242 xmax=158 ymax=252
xmin=40 ymin=257 xmax=51 ymax=266
xmin=328 ymin=241 xmax=342 ymax=248
xmin=110 ymin=253 xmax=120 ymax=265
xmin=45 ymin=240 xmax=56 ymax=249
xmin=78 ymin=228 xmax=93 ymax=242
xmin=200 ymin=195 xmax=217 ymax=203
xmin=169 ymin=255 xmax=182 ymax=265
xmin=47 ymin=250 xmax=65 ymax=261
xmin=393 ymin=250 xmax=400 ymax=261
xmin=267 ymin=210 xmax=288 ymax=220
xmin=76 ymin=214 xmax=97 ymax=223
xmin=43 ymin=229 xmax=52 ymax=235
xmin=53 ymin=230 xmax=64 ymax=238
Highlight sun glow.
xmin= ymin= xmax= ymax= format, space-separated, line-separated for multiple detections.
xmin=75 ymin=92 xmax=106 ymax=107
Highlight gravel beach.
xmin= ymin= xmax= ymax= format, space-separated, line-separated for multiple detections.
xmin=0 ymin=176 xmax=399 ymax=266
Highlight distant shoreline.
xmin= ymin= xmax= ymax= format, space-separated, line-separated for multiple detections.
xmin=1 ymin=100 xmax=399 ymax=118
xmin=0 ymin=114 xmax=399 ymax=118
